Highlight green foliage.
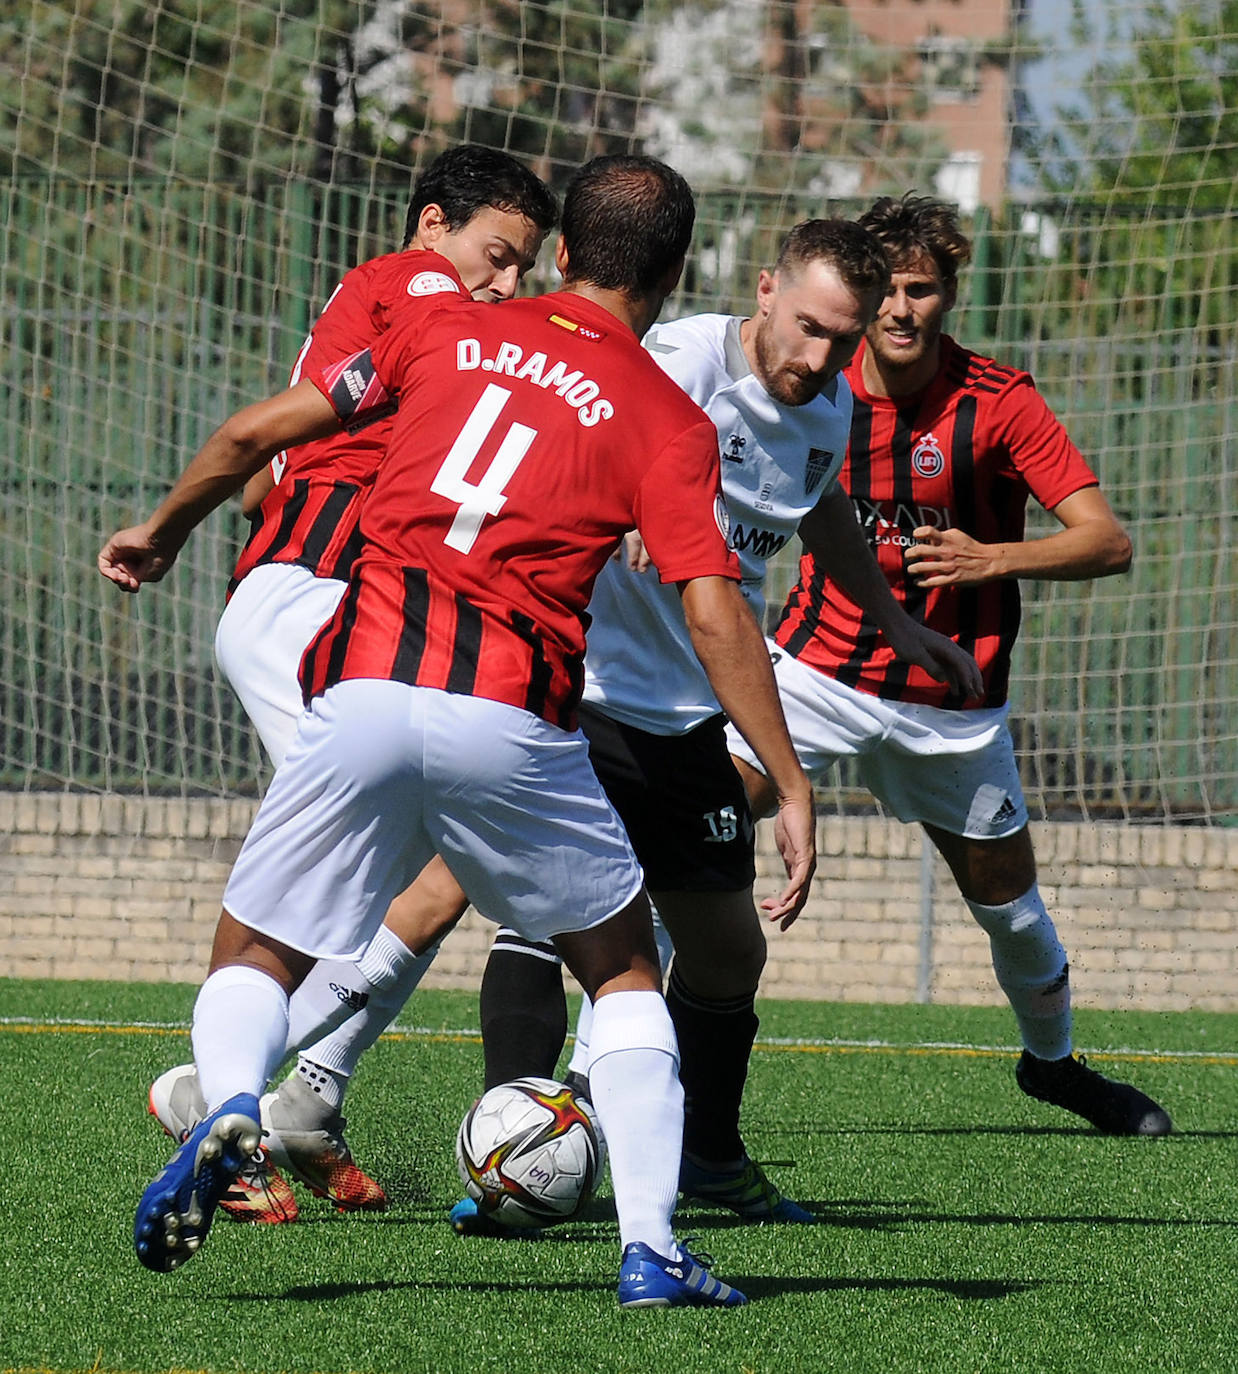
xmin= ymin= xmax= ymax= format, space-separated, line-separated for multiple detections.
xmin=1055 ymin=0 xmax=1238 ymax=211
xmin=0 ymin=0 xmax=364 ymax=181
xmin=1032 ymin=0 xmax=1238 ymax=334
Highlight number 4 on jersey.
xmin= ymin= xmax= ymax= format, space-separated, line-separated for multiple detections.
xmin=431 ymin=383 xmax=536 ymax=553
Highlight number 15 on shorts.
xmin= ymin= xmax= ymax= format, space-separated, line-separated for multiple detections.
xmin=703 ymin=806 xmax=738 ymax=844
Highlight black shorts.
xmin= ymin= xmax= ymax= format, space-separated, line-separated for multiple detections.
xmin=578 ymin=702 xmax=756 ymax=893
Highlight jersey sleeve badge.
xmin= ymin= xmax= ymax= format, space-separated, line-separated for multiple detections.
xmin=407 ymin=270 xmax=462 ymax=297
xmin=321 ymin=348 xmax=397 ymax=432
xmin=715 ymin=492 xmax=731 ymax=543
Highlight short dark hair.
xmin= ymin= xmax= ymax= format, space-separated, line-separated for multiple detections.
xmin=773 ymin=219 xmax=890 ymax=301
xmin=857 ymin=193 xmax=972 ymax=283
xmin=402 ymin=145 xmax=558 ymax=246
xmin=560 ymin=155 xmax=696 ymax=297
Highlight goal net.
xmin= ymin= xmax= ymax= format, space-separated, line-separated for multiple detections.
xmin=2 ymin=0 xmax=1234 ymax=823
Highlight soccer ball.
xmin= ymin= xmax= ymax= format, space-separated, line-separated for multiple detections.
xmin=455 ymin=1076 xmax=605 ymax=1229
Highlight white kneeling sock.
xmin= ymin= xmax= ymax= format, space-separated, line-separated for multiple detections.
xmin=966 ymin=885 xmax=1072 ymax=1061
xmin=587 ymin=989 xmax=682 ymax=1258
xmin=192 ymin=965 xmax=290 ymax=1113
xmin=288 ymin=925 xmax=439 ymax=1096
xmin=566 ymin=995 xmax=594 ymax=1080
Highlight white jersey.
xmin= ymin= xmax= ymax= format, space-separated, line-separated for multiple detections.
xmin=582 ymin=313 xmax=850 ymax=734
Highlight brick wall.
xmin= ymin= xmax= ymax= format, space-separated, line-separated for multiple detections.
xmin=2 ymin=792 xmax=1235 ymax=1011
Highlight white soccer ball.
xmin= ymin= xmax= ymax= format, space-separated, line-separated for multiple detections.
xmin=455 ymin=1076 xmax=606 ymax=1229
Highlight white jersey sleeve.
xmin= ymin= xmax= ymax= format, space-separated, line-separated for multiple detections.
xmin=582 ymin=314 xmax=852 ymax=735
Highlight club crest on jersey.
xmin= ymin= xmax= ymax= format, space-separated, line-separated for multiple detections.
xmin=407 ymin=270 xmax=460 ymax=297
xmin=549 ymin=313 xmax=606 ymax=342
xmin=912 ymin=432 xmax=945 ymax=478
xmin=714 ymin=493 xmax=731 ymax=542
xmin=723 ymin=434 xmax=747 ymax=463
xmin=805 ymin=447 xmax=833 ymax=494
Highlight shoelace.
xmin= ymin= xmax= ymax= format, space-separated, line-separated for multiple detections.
xmin=679 ymin=1237 xmax=715 ymax=1269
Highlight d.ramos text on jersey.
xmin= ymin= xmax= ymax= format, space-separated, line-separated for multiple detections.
xmin=456 ymin=339 xmax=614 ymax=428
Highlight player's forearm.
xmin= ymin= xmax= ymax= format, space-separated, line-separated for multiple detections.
xmin=801 ymin=489 xmax=909 ymax=637
xmin=151 ymin=384 xmax=340 ymax=550
xmin=147 ymin=424 xmax=276 ymax=549
xmin=982 ymin=520 xmax=1133 ymax=582
xmin=682 ymin=578 xmax=811 ymax=804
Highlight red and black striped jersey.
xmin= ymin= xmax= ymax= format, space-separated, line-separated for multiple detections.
xmin=228 ymin=252 xmax=469 ymax=594
xmin=775 ymin=335 xmax=1099 ymax=709
xmin=300 ymin=290 xmax=740 ymax=730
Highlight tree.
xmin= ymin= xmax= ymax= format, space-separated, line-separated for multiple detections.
xmin=0 ymin=0 xmax=371 ymax=182
xmin=1033 ymin=0 xmax=1238 ymax=333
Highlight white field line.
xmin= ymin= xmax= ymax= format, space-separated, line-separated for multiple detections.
xmin=1 ymin=1014 xmax=1234 ymax=1065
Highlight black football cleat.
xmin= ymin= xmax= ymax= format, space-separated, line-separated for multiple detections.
xmin=1015 ymin=1051 xmax=1172 ymax=1136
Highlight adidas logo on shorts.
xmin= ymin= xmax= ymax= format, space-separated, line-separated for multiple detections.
xmin=989 ymin=796 xmax=1017 ymax=825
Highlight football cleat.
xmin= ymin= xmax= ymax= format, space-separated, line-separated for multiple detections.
xmin=1015 ymin=1051 xmax=1173 ymax=1136
xmin=148 ymin=1064 xmax=297 ymax=1223
xmin=261 ymin=1075 xmax=387 ymax=1212
xmin=618 ymin=1241 xmax=747 ymax=1309
xmin=679 ymin=1153 xmax=814 ymax=1223
xmin=134 ymin=1093 xmax=262 ymax=1272
xmin=448 ymin=1195 xmax=542 ymax=1239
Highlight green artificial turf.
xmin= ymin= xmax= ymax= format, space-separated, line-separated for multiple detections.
xmin=2 ymin=978 xmax=1235 ymax=1374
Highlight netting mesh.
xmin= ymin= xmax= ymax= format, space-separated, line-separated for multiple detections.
xmin=2 ymin=0 xmax=1235 ymax=820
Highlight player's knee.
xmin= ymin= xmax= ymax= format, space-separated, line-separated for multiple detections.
xmin=672 ymin=926 xmax=765 ymax=1000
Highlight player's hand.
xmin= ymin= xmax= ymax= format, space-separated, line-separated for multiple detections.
xmin=611 ymin=530 xmax=654 ymax=573
xmin=97 ymin=523 xmax=178 ymax=593
xmin=761 ymin=789 xmax=816 ymax=931
xmin=886 ymin=619 xmax=984 ymax=701
xmin=905 ymin=526 xmax=998 ymax=588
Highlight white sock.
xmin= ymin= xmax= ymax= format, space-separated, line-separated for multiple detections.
xmin=191 ymin=965 xmax=290 ymax=1113
xmin=570 ymin=908 xmax=676 ymax=1080
xmin=290 ymin=928 xmax=439 ymax=1110
xmin=966 ymin=886 xmax=1072 ymax=1061
xmin=567 ymin=995 xmax=594 ymax=1079
xmin=588 ymin=989 xmax=682 ymax=1258
xmin=286 ymin=925 xmax=438 ymax=1060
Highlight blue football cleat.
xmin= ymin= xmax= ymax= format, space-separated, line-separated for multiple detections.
xmin=679 ymin=1154 xmax=814 ymax=1223
xmin=134 ymin=1092 xmax=262 ymax=1272
xmin=448 ymin=1196 xmax=542 ymax=1239
xmin=618 ymin=1241 xmax=747 ymax=1308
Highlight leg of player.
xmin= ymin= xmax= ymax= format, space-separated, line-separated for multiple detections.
xmin=554 ymin=894 xmax=746 ymax=1309
xmin=448 ymin=925 xmax=575 ymax=1238
xmin=455 ymin=915 xmax=672 ymax=1239
xmin=926 ymin=823 xmax=1172 ymax=1136
xmin=149 ymin=857 xmax=472 ymax=1220
xmin=262 ymin=858 xmax=470 ymax=1212
xmin=143 ymin=564 xmax=352 ymax=1226
xmin=480 ymin=927 xmax=570 ymax=1088
xmin=566 ymin=911 xmax=675 ymax=1087
xmin=135 ymin=915 xmax=312 ymax=1272
xmin=654 ymin=887 xmax=813 ymax=1223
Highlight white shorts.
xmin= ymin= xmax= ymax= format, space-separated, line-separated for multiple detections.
xmin=727 ymin=643 xmax=1028 ymax=840
xmin=214 ymin=563 xmax=347 ymax=767
xmin=222 ymin=679 xmax=645 ymax=959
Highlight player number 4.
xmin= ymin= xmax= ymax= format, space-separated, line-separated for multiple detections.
xmin=431 ymin=383 xmax=536 ymax=553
